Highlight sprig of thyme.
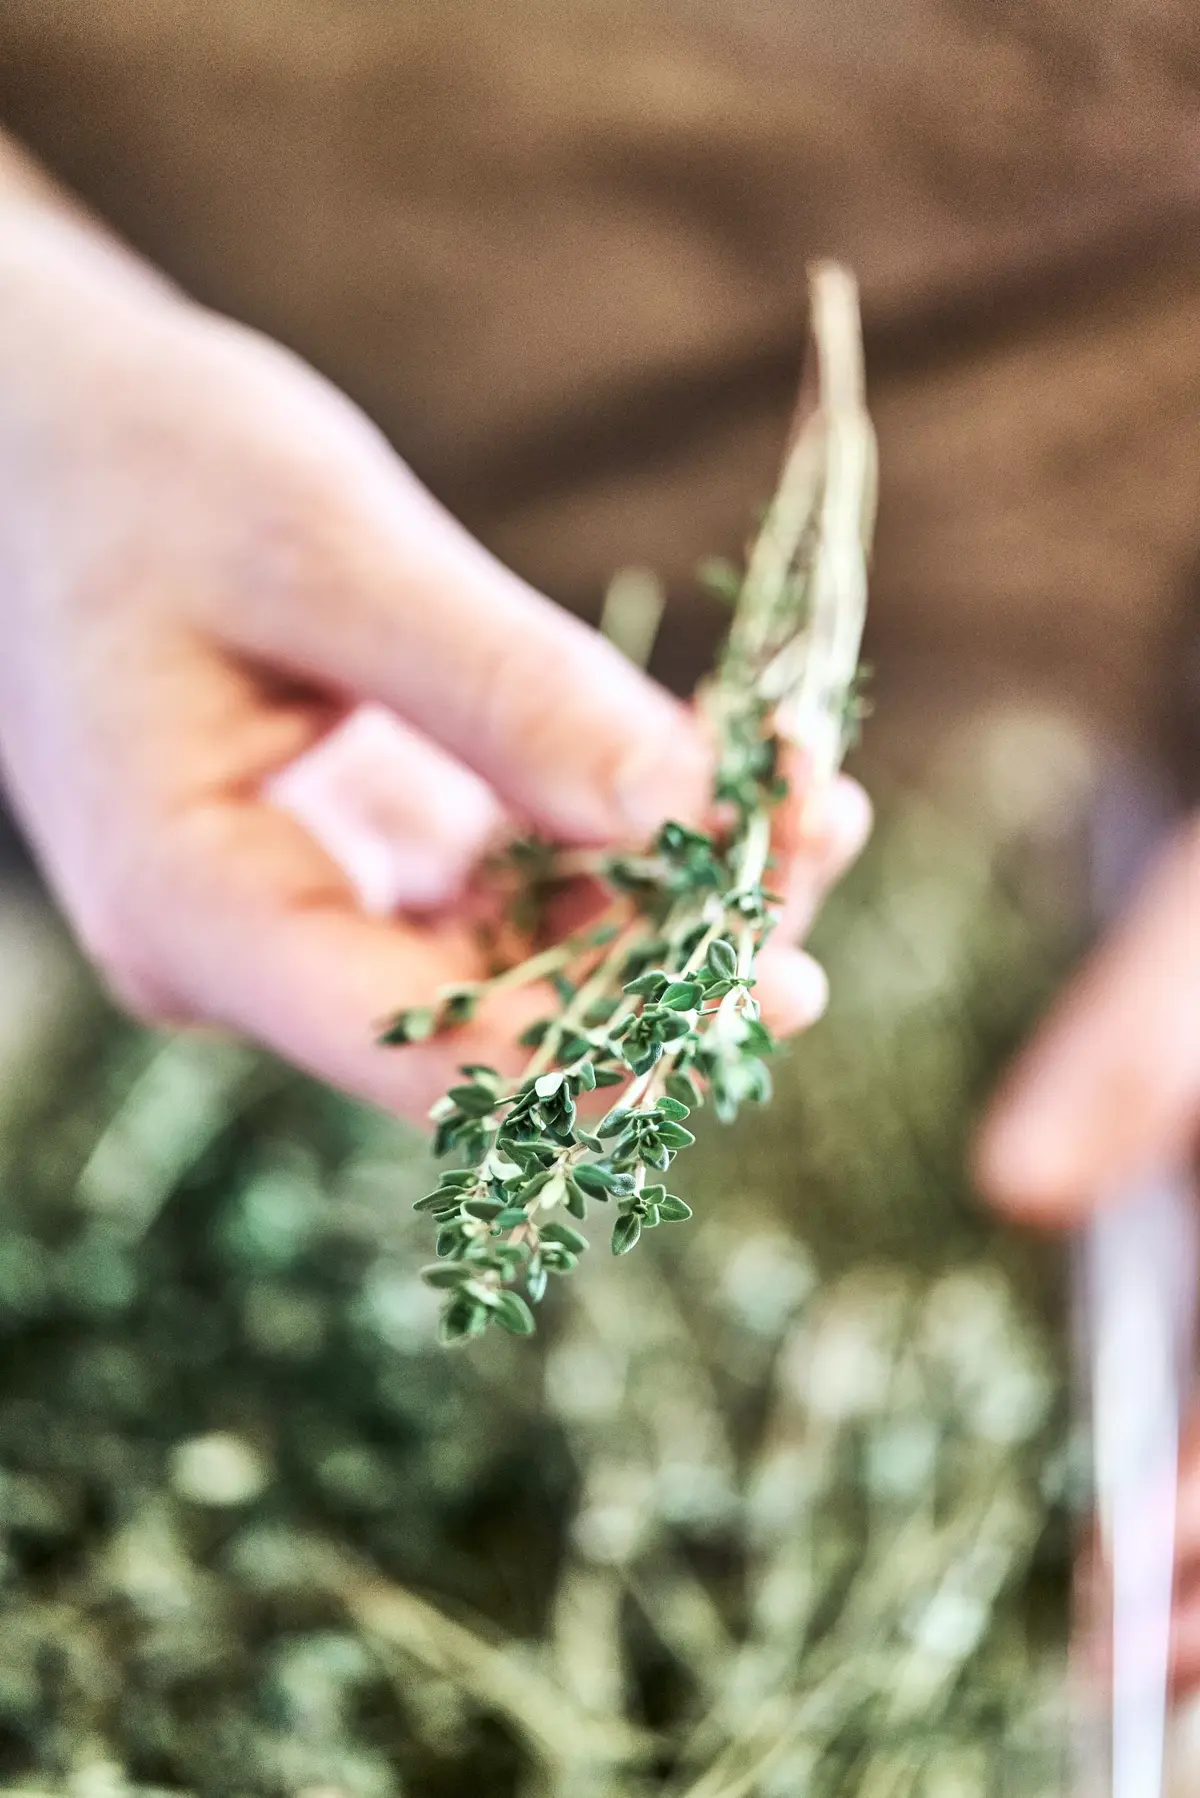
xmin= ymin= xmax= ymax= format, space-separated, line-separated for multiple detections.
xmin=382 ymin=263 xmax=877 ymax=1345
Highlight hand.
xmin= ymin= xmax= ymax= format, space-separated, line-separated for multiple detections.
xmin=0 ymin=199 xmax=870 ymax=1119
xmin=976 ymin=816 xmax=1200 ymax=1687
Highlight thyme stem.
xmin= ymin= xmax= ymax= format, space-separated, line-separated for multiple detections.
xmin=384 ymin=263 xmax=877 ymax=1343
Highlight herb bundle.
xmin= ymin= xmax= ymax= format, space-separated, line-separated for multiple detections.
xmin=382 ymin=263 xmax=878 ymax=1343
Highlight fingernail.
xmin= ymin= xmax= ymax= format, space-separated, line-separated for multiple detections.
xmin=614 ymin=730 xmax=711 ymax=840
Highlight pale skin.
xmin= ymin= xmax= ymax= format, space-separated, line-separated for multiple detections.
xmin=0 ymin=129 xmax=1196 ymax=1675
xmin=0 ymin=130 xmax=864 ymax=1111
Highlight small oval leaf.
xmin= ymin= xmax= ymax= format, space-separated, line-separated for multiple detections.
xmin=611 ymin=1214 xmax=643 ymax=1256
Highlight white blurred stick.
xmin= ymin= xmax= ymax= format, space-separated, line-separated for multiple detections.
xmin=1076 ymin=764 xmax=1199 ymax=1798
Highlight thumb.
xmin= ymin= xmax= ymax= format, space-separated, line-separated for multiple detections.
xmin=217 ymin=455 xmax=710 ymax=846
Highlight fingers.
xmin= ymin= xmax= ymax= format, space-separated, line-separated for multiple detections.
xmin=88 ymin=763 xmax=854 ymax=1115
xmin=756 ymin=946 xmax=830 ymax=1036
xmin=749 ymin=771 xmax=871 ymax=1038
xmin=976 ymin=820 xmax=1200 ymax=1224
xmin=34 ymin=644 xmax=545 ymax=1121
xmin=772 ymin=771 xmax=873 ymax=946
xmin=123 ymin=792 xmax=549 ymax=1119
xmin=262 ymin=723 xmax=861 ymax=1053
xmin=216 ymin=452 xmax=710 ymax=847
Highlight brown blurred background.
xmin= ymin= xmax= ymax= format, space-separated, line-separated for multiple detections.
xmin=4 ymin=9 xmax=1200 ymax=1788
xmin=2 ymin=0 xmax=1199 ymax=790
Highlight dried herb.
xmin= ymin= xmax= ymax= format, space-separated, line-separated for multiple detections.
xmin=382 ymin=263 xmax=878 ymax=1342
xmin=0 ymin=763 xmax=1076 ymax=1795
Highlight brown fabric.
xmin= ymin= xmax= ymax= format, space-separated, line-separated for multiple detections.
xmin=3 ymin=0 xmax=1200 ymax=744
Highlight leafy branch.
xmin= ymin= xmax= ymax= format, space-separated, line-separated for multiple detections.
xmin=382 ymin=262 xmax=877 ymax=1344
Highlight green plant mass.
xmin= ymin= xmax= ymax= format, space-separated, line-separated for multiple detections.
xmin=0 ymin=747 xmax=1075 ymax=1795
xmin=382 ymin=264 xmax=878 ymax=1342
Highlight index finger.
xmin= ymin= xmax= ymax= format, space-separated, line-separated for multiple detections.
xmin=212 ymin=454 xmax=710 ymax=849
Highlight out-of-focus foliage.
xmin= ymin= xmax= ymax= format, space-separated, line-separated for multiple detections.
xmin=0 ymin=771 xmax=1081 ymax=1797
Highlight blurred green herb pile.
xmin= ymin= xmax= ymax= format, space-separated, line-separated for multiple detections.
xmin=0 ymin=782 xmax=1078 ymax=1798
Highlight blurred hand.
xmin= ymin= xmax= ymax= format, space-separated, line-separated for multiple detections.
xmin=976 ymin=816 xmax=1200 ymax=1685
xmin=0 ymin=192 xmax=869 ymax=1118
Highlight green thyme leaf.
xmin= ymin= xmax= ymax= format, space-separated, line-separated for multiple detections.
xmin=572 ymin=1164 xmax=616 ymax=1198
xmin=438 ymin=1169 xmax=477 ymax=1190
xmin=380 ymin=1007 xmax=435 ymax=1045
xmin=540 ymin=1244 xmax=578 ymax=1274
xmin=706 ymin=938 xmax=739 ymax=980
xmin=623 ymin=969 xmax=670 ymax=998
xmin=413 ymin=1190 xmax=462 ymax=1214
xmin=540 ymin=1222 xmax=588 ymax=1254
xmin=660 ymin=981 xmax=704 ymax=1011
xmin=611 ymin=1214 xmax=642 ymax=1256
xmin=421 ymin=1263 xmax=474 ymax=1290
xmin=438 ymin=1295 xmax=488 ymax=1343
xmin=565 ymin=1181 xmax=588 ymax=1219
xmin=439 ymin=987 xmax=480 ymax=1024
xmin=491 ymin=1291 xmax=536 ymax=1335
xmin=666 ymin=1072 xmax=703 ymax=1108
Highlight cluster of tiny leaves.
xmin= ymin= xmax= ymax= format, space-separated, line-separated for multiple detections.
xmin=382 ymin=801 xmax=780 ymax=1343
xmin=381 ymin=326 xmax=871 ymax=1343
